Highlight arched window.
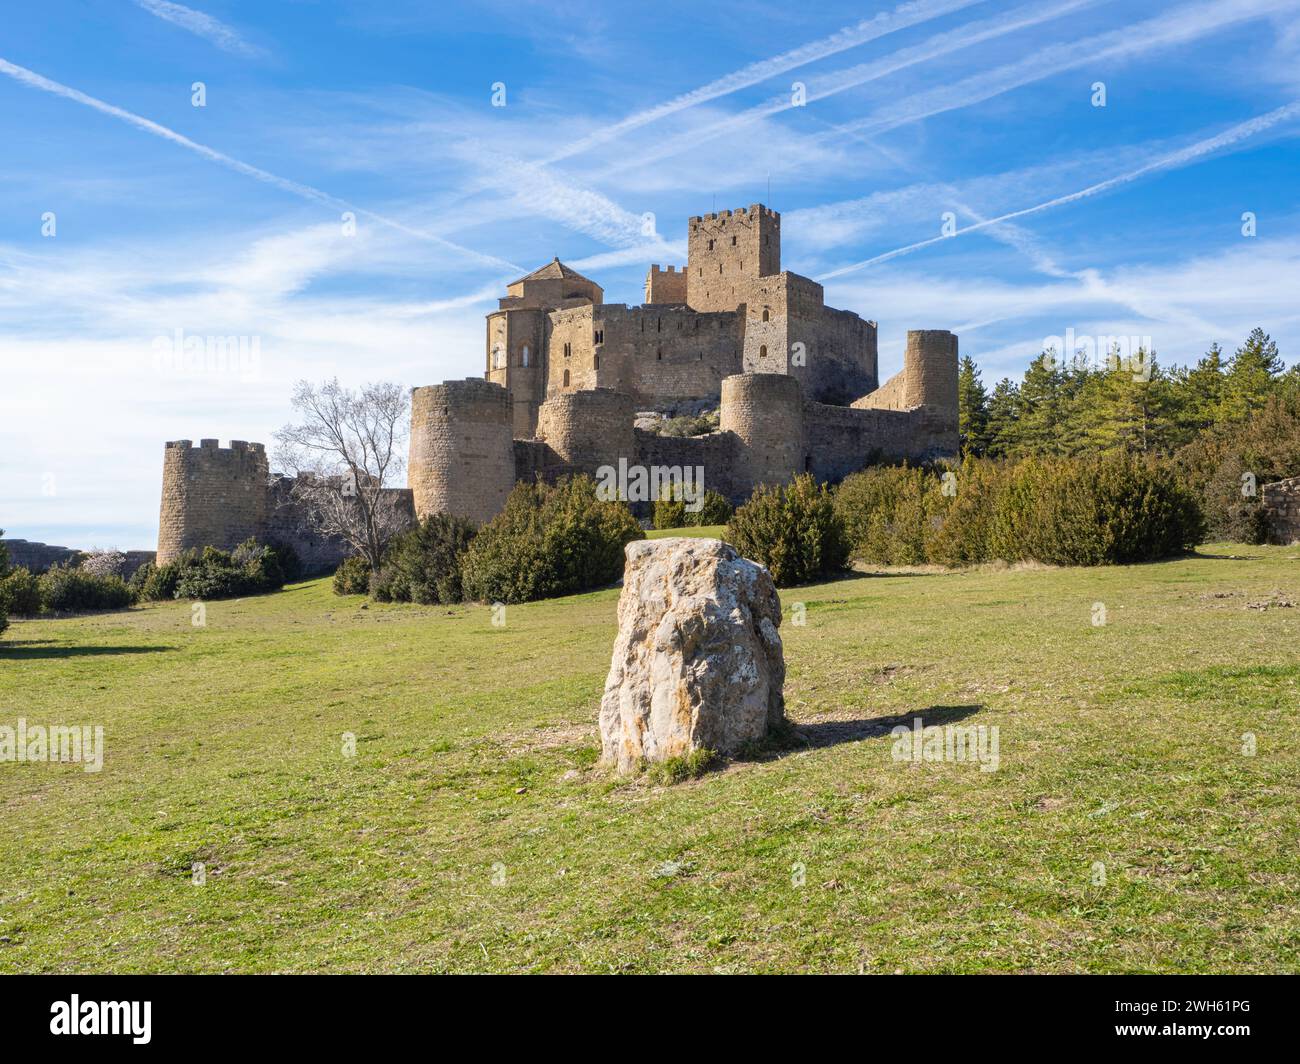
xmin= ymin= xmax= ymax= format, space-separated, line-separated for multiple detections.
xmin=762 ymin=307 xmax=769 ymax=322
xmin=492 ymin=343 xmax=506 ymax=369
xmin=521 ymin=345 xmax=530 ymax=367
xmin=563 ymin=369 xmax=570 ymax=387
xmin=759 ymin=345 xmax=768 ymax=358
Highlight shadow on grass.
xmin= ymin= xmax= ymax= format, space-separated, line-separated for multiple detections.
xmin=0 ymin=640 xmax=175 ymax=660
xmin=792 ymin=704 xmax=984 ymax=751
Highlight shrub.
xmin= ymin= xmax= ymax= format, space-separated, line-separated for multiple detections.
xmin=333 ymin=555 xmax=372 ymax=596
xmin=653 ymin=489 xmax=687 ymax=530
xmin=373 ymin=513 xmax=477 ymax=604
xmin=134 ymin=559 xmax=185 ymax=602
xmin=0 ymin=603 xmax=6 ymax=638
xmin=0 ymin=567 xmax=42 ymax=617
xmin=686 ymin=489 xmax=733 ymax=527
xmin=461 ymin=476 xmax=644 ymax=604
xmin=837 ymin=455 xmax=1204 ymax=568
xmin=725 ymin=474 xmax=849 ymax=587
xmin=163 ymin=540 xmax=290 ymax=601
xmin=38 ymin=563 xmax=135 ymax=613
xmin=834 ymin=465 xmax=936 ymax=566
xmin=231 ymin=538 xmax=286 ymax=591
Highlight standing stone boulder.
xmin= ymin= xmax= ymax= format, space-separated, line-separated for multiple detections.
xmin=599 ymin=537 xmax=786 ymax=773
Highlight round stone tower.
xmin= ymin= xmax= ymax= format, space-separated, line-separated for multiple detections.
xmin=721 ymin=373 xmax=805 ymax=500
xmin=535 ymin=388 xmax=635 ymax=472
xmin=409 ymin=378 xmax=516 ymax=526
xmin=902 ymin=330 xmax=959 ymax=415
xmin=157 ymin=439 xmax=269 ymax=564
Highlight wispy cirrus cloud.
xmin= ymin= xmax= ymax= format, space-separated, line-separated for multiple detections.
xmin=541 ymin=0 xmax=983 ymax=165
xmin=820 ymin=100 xmax=1300 ymax=279
xmin=830 ymin=0 xmax=1300 ymax=140
xmin=595 ymin=0 xmax=1103 ymax=178
xmin=133 ymin=0 xmax=263 ymax=57
xmin=0 ymin=57 xmax=522 ymax=275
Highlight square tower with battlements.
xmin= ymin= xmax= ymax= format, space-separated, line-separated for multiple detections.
xmin=687 ymin=204 xmax=780 ymax=312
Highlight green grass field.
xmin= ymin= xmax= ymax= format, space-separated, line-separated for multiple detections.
xmin=1 ymin=542 xmax=1297 ymax=973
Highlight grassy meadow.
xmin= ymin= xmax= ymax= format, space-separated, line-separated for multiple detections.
xmin=1 ymin=540 xmax=1297 ymax=973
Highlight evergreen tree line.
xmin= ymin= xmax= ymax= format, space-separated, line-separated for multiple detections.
xmin=957 ymin=328 xmax=1299 ymax=539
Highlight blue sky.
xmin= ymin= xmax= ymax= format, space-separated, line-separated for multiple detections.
xmin=2 ymin=0 xmax=1299 ymax=550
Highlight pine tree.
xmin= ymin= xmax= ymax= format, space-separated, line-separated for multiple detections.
xmin=1082 ymin=350 xmax=1177 ymax=454
xmin=1221 ymin=328 xmax=1282 ymax=421
xmin=957 ymin=355 xmax=990 ymax=456
xmin=1016 ymin=351 xmax=1068 ymax=455
xmin=985 ymin=378 xmax=1021 ymax=457
xmin=1173 ymin=342 xmax=1226 ymax=438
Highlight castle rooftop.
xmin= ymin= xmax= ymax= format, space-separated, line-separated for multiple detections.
xmin=507 ymin=257 xmax=598 ymax=287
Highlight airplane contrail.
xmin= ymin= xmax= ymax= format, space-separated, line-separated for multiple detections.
xmin=539 ymin=0 xmax=982 ymax=165
xmin=818 ymin=101 xmax=1300 ymax=280
xmin=0 ymin=57 xmax=522 ymax=274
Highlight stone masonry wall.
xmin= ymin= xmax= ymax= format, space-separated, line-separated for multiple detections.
xmin=409 ymin=379 xmax=516 ymax=526
xmin=644 ymin=264 xmax=688 ymax=305
xmin=687 ymin=205 xmax=781 ymax=311
xmin=157 ymin=439 xmax=269 ymax=565
xmin=1261 ymin=477 xmax=1300 ymax=543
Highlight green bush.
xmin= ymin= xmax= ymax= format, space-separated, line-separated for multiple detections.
xmin=333 ymin=555 xmax=372 ymax=596
xmin=156 ymin=540 xmax=290 ymax=602
xmin=686 ymin=489 xmax=733 ymax=527
xmin=652 ymin=489 xmax=688 ymax=530
xmin=372 ymin=513 xmax=477 ymax=604
xmin=725 ymin=474 xmax=850 ymax=587
xmin=38 ymin=563 xmax=135 ymax=613
xmin=134 ymin=560 xmax=185 ymax=602
xmin=0 ymin=567 xmax=42 ymax=617
xmin=837 ymin=454 xmax=1204 ymax=568
xmin=461 ymin=476 xmax=644 ymax=604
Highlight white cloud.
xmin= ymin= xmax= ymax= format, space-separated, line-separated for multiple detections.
xmin=133 ymin=0 xmax=263 ymax=57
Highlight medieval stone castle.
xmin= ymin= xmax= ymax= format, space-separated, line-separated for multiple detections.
xmin=154 ymin=204 xmax=960 ymax=569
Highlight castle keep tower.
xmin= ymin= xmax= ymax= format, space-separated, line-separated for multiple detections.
xmin=687 ymin=205 xmax=781 ymax=312
xmin=409 ymin=379 xmax=516 ymax=526
xmin=157 ymin=439 xmax=269 ymax=564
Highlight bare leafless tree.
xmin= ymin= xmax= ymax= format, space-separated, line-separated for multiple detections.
xmin=274 ymin=379 xmax=410 ymax=572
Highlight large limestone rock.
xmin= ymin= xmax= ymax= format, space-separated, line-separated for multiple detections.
xmin=599 ymin=537 xmax=786 ymax=772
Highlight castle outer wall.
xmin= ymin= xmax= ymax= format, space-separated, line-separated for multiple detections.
xmin=156 ymin=439 xmax=411 ymax=572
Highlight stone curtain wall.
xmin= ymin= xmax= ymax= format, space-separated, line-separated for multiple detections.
xmin=0 ymin=541 xmax=156 ymax=577
xmin=545 ymin=304 xmax=744 ymax=406
xmin=157 ymin=440 xmax=269 ymax=564
xmin=1 ymin=539 xmax=79 ymax=572
xmin=1261 ymin=477 xmax=1300 ymax=543
xmin=409 ymin=379 xmax=516 ymax=527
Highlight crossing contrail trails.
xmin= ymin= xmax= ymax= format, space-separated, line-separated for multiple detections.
xmin=539 ymin=0 xmax=982 ymax=165
xmin=818 ymin=101 xmax=1300 ymax=280
xmin=0 ymin=57 xmax=522 ymax=274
